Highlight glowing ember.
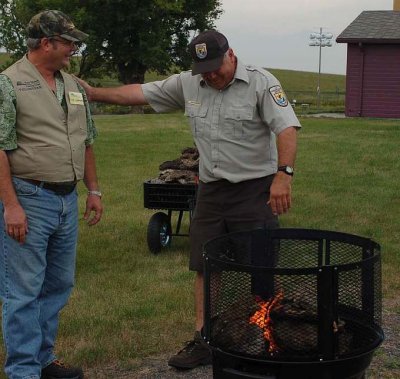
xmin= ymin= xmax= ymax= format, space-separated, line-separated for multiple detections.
xmin=249 ymin=292 xmax=284 ymax=353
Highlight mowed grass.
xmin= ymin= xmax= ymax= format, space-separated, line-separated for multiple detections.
xmin=0 ymin=114 xmax=399 ymax=377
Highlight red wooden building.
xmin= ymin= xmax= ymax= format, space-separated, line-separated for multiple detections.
xmin=336 ymin=11 xmax=400 ymax=118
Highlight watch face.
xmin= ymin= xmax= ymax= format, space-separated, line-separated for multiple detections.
xmin=279 ymin=166 xmax=294 ymax=175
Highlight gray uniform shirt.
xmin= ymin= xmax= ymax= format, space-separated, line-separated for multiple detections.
xmin=142 ymin=59 xmax=301 ymax=183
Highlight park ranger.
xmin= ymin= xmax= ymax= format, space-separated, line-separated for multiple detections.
xmin=77 ymin=29 xmax=301 ymax=370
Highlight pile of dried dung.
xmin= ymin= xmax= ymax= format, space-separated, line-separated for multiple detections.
xmin=149 ymin=147 xmax=199 ymax=184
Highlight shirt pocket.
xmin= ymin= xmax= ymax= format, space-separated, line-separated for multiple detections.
xmin=185 ymin=103 xmax=208 ymax=137
xmin=224 ymin=106 xmax=254 ymax=140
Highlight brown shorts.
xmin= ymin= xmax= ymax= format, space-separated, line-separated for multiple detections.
xmin=189 ymin=175 xmax=279 ymax=272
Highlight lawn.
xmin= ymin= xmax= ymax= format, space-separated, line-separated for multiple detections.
xmin=0 ymin=114 xmax=399 ymax=378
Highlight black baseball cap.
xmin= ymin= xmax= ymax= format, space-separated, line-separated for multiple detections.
xmin=188 ymin=30 xmax=229 ymax=75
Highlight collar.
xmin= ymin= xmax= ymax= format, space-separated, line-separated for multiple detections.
xmin=233 ymin=59 xmax=250 ymax=84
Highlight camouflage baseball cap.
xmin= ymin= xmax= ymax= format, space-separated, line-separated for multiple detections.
xmin=26 ymin=10 xmax=88 ymax=42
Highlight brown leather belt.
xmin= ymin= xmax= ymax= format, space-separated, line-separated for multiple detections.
xmin=22 ymin=178 xmax=77 ymax=195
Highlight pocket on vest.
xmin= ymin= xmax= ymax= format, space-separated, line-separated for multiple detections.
xmin=11 ymin=145 xmax=68 ymax=177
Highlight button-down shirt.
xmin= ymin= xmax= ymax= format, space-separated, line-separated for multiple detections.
xmin=0 ymin=72 xmax=97 ymax=151
xmin=142 ymin=60 xmax=301 ymax=183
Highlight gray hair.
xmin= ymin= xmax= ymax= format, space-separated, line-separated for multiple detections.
xmin=26 ymin=37 xmax=42 ymax=50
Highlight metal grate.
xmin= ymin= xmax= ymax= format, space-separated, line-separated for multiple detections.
xmin=204 ymin=228 xmax=383 ymax=364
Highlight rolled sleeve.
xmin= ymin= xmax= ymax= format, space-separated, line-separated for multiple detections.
xmin=257 ymin=73 xmax=301 ymax=135
xmin=0 ymin=74 xmax=17 ymax=150
xmin=142 ymin=74 xmax=185 ymax=113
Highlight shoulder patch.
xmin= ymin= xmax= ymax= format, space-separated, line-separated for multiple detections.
xmin=269 ymin=85 xmax=288 ymax=107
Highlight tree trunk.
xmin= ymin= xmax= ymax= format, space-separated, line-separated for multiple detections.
xmin=117 ymin=61 xmax=147 ymax=113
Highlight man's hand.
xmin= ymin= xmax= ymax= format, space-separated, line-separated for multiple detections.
xmin=84 ymin=194 xmax=103 ymax=226
xmin=4 ymin=203 xmax=28 ymax=244
xmin=74 ymin=76 xmax=93 ymax=101
xmin=268 ymin=172 xmax=292 ymax=215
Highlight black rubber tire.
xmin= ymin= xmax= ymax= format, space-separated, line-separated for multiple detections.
xmin=147 ymin=212 xmax=172 ymax=254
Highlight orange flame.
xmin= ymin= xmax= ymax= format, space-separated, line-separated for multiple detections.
xmin=249 ymin=292 xmax=284 ymax=354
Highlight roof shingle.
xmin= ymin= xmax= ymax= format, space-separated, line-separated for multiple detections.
xmin=336 ymin=11 xmax=400 ymax=43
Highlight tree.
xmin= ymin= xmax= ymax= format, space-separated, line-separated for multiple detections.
xmin=0 ymin=0 xmax=223 ymax=83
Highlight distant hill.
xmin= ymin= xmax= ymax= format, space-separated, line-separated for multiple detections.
xmin=268 ymin=68 xmax=345 ymax=93
xmin=0 ymin=52 xmax=345 ymax=95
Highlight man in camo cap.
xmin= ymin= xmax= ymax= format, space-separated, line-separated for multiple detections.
xmin=0 ymin=10 xmax=102 ymax=379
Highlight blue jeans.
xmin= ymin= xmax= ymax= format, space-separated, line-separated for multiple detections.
xmin=0 ymin=177 xmax=79 ymax=379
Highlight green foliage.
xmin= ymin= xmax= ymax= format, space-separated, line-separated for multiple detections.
xmin=0 ymin=0 xmax=223 ymax=82
xmin=0 ymin=0 xmax=26 ymax=62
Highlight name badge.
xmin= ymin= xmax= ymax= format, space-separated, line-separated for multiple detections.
xmin=69 ymin=92 xmax=84 ymax=105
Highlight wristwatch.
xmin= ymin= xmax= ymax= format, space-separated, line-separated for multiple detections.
xmin=88 ymin=190 xmax=102 ymax=198
xmin=278 ymin=165 xmax=294 ymax=176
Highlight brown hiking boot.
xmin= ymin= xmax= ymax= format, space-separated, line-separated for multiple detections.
xmin=168 ymin=331 xmax=212 ymax=369
xmin=41 ymin=360 xmax=84 ymax=379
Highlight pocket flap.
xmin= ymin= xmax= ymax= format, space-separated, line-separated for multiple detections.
xmin=224 ymin=106 xmax=253 ymax=121
xmin=185 ymin=104 xmax=208 ymax=118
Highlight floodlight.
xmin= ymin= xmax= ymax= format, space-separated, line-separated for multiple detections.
xmin=308 ymin=27 xmax=334 ymax=110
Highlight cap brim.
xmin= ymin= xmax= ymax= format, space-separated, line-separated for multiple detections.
xmin=191 ymin=55 xmax=224 ymax=76
xmin=60 ymin=28 xmax=88 ymax=42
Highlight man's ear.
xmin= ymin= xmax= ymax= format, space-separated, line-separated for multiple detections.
xmin=41 ymin=37 xmax=51 ymax=51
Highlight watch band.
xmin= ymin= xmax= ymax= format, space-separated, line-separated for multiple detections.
xmin=278 ymin=165 xmax=294 ymax=176
xmin=88 ymin=190 xmax=102 ymax=198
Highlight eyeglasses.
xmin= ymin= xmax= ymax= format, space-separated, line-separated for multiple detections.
xmin=49 ymin=37 xmax=82 ymax=50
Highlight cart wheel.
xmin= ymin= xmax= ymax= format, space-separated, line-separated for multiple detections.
xmin=147 ymin=212 xmax=172 ymax=254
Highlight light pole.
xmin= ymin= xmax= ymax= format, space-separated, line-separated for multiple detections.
xmin=309 ymin=28 xmax=333 ymax=110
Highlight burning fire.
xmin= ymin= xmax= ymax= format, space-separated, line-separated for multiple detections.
xmin=249 ymin=292 xmax=284 ymax=354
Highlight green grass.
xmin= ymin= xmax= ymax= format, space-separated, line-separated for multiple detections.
xmin=1 ymin=114 xmax=399 ymax=377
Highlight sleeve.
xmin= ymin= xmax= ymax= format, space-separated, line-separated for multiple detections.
xmin=257 ymin=72 xmax=301 ymax=135
xmin=142 ymin=74 xmax=185 ymax=113
xmin=0 ymin=74 xmax=18 ymax=150
xmin=76 ymin=80 xmax=98 ymax=145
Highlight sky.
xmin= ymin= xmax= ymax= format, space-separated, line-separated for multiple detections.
xmin=215 ymin=0 xmax=394 ymax=75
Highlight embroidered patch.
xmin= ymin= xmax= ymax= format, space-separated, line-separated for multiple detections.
xmin=16 ymin=80 xmax=41 ymax=91
xmin=269 ymin=85 xmax=288 ymax=107
xmin=195 ymin=43 xmax=207 ymax=59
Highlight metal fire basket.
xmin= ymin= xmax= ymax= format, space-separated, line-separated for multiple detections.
xmin=203 ymin=228 xmax=384 ymax=379
xmin=143 ymin=180 xmax=197 ymax=254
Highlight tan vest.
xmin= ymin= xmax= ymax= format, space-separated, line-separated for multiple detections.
xmin=3 ymin=55 xmax=88 ymax=182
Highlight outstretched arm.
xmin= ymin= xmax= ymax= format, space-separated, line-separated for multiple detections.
xmin=75 ymin=77 xmax=148 ymax=106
